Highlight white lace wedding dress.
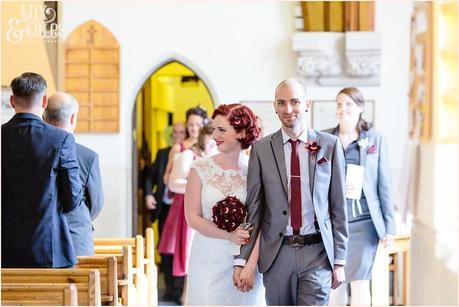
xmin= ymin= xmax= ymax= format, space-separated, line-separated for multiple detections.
xmin=185 ymin=156 xmax=265 ymax=306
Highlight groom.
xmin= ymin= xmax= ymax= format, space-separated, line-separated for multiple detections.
xmin=234 ymin=79 xmax=348 ymax=305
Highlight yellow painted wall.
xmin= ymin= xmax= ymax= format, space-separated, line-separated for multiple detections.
xmin=138 ymin=61 xmax=214 ymax=160
xmin=1 ymin=1 xmax=57 ymax=93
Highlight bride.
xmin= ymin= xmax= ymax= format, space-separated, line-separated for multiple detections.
xmin=184 ymin=103 xmax=265 ymax=305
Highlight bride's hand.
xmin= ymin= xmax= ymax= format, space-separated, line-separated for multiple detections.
xmin=239 ymin=265 xmax=256 ymax=292
xmin=229 ymin=228 xmax=250 ymax=245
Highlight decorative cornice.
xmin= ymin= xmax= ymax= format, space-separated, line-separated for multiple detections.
xmin=292 ymin=31 xmax=382 ymax=85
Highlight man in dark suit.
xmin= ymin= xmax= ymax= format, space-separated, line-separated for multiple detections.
xmin=1 ymin=72 xmax=83 ymax=268
xmin=144 ymin=122 xmax=185 ymax=302
xmin=44 ymin=92 xmax=104 ymax=256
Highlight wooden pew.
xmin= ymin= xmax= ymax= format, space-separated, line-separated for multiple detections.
xmin=94 ymin=227 xmax=157 ymax=305
xmin=1 ymin=268 xmax=101 ymax=306
xmin=77 ymin=255 xmax=118 ymax=305
xmin=94 ymin=244 xmax=137 ymax=305
xmin=371 ymin=234 xmax=411 ymax=306
xmin=2 ymin=283 xmax=78 ymax=306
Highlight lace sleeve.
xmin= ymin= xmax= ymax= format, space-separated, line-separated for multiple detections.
xmin=191 ymin=157 xmax=208 ymax=185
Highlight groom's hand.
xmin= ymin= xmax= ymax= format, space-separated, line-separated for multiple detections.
xmin=331 ymin=264 xmax=345 ymax=290
xmin=233 ymin=266 xmax=244 ymax=290
xmin=239 ymin=265 xmax=256 ymax=292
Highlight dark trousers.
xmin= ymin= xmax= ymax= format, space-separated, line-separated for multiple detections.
xmin=161 ymin=254 xmax=185 ymax=300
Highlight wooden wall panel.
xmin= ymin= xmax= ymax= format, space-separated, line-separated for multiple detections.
xmin=92 ymin=65 xmax=118 ymax=77
xmin=302 ymin=1 xmax=374 ymax=32
xmin=93 ymin=121 xmax=118 ymax=132
xmin=301 ymin=2 xmax=325 ymax=31
xmin=92 ymin=107 xmax=118 ymax=120
xmin=64 ymin=20 xmax=120 ymax=133
xmin=91 ymin=78 xmax=118 ymax=91
xmin=358 ymin=2 xmax=375 ymax=31
xmin=71 ymin=92 xmax=89 ymax=104
xmin=66 ymin=64 xmax=90 ymax=76
xmin=92 ymin=93 xmax=118 ymax=106
xmin=65 ymin=78 xmax=89 ymax=91
xmin=66 ymin=50 xmax=90 ymax=62
xmin=92 ymin=49 xmax=119 ymax=63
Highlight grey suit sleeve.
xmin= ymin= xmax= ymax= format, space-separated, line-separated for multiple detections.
xmin=329 ymin=138 xmax=348 ymax=264
xmin=87 ymin=153 xmax=104 ymax=221
xmin=377 ymin=136 xmax=396 ymax=235
xmin=237 ymin=144 xmax=264 ymax=261
xmin=59 ymin=134 xmax=83 ymax=213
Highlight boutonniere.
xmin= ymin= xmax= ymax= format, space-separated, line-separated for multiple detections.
xmin=317 ymin=156 xmax=329 ymax=165
xmin=357 ymin=137 xmax=370 ymax=150
xmin=367 ymin=144 xmax=377 ymax=154
xmin=305 ymin=141 xmax=321 ymax=160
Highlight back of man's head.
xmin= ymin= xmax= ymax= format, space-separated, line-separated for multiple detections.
xmin=10 ymin=72 xmax=47 ymax=108
xmin=44 ymin=92 xmax=79 ymax=133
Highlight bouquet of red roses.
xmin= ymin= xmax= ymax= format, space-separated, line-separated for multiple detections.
xmin=212 ymin=196 xmax=247 ymax=232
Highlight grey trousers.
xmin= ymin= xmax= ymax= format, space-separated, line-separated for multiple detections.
xmin=263 ymin=241 xmax=332 ymax=306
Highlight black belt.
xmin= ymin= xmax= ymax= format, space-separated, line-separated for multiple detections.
xmin=283 ymin=232 xmax=322 ymax=247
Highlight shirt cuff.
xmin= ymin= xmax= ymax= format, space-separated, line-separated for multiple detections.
xmin=334 ymin=259 xmax=346 ymax=266
xmin=234 ymin=259 xmax=247 ymax=267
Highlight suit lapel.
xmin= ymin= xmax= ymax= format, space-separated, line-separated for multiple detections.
xmin=307 ymin=129 xmax=319 ymax=195
xmin=270 ymin=130 xmax=288 ymax=198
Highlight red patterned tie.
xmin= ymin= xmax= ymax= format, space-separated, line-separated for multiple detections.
xmin=289 ymin=139 xmax=302 ymax=234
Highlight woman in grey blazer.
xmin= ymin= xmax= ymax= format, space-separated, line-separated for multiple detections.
xmin=326 ymin=87 xmax=396 ymax=306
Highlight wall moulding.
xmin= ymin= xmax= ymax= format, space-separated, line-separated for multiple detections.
xmin=293 ymin=31 xmax=382 ymax=86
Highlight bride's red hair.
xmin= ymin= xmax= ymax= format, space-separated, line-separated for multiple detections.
xmin=212 ymin=103 xmax=261 ymax=149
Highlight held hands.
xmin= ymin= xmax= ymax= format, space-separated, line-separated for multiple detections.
xmin=239 ymin=265 xmax=256 ymax=292
xmin=232 ymin=265 xmax=256 ymax=292
xmin=331 ymin=265 xmax=345 ymax=290
xmin=145 ymin=195 xmax=157 ymax=210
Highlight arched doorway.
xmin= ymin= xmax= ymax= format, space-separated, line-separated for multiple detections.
xmin=131 ymin=59 xmax=216 ymax=236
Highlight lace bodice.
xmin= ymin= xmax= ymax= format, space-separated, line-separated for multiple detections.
xmin=191 ymin=156 xmax=248 ymax=221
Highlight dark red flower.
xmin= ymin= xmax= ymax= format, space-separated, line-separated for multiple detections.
xmin=212 ymin=196 xmax=247 ymax=232
xmin=305 ymin=141 xmax=321 ymax=158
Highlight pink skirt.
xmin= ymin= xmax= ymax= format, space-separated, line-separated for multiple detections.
xmin=157 ymin=193 xmax=192 ymax=276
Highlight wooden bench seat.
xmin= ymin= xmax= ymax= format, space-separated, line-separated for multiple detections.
xmin=1 ymin=268 xmax=101 ymax=306
xmin=77 ymin=255 xmax=118 ymax=305
xmin=2 ymin=283 xmax=78 ymax=306
xmin=94 ymin=227 xmax=157 ymax=305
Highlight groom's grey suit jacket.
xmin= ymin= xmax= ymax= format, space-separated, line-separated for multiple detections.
xmin=238 ymin=128 xmax=348 ymax=272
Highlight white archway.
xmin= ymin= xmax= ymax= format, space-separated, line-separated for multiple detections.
xmin=129 ymin=54 xmax=219 ymax=235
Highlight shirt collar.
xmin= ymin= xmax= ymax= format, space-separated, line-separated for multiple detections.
xmin=281 ymin=127 xmax=309 ymax=145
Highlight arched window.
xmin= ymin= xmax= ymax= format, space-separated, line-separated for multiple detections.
xmin=64 ymin=20 xmax=120 ymax=132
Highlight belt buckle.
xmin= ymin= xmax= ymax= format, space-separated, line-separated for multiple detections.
xmin=288 ymin=234 xmax=305 ymax=247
